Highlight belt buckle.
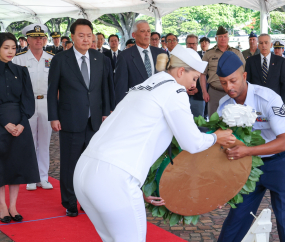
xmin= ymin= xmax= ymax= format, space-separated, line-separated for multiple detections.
xmin=36 ymin=95 xmax=44 ymax=99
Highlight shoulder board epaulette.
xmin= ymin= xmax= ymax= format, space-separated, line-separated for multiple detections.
xmin=16 ymin=51 xmax=27 ymax=56
xmin=45 ymin=51 xmax=55 ymax=56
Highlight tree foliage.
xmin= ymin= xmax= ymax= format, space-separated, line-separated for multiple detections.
xmin=137 ymin=4 xmax=253 ymax=37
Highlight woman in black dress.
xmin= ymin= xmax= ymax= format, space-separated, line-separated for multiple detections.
xmin=0 ymin=33 xmax=40 ymax=223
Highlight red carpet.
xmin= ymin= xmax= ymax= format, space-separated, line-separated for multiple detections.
xmin=0 ymin=177 xmax=185 ymax=242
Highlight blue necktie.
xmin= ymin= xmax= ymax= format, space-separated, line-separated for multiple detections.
xmin=143 ymin=49 xmax=152 ymax=77
xmin=262 ymin=57 xmax=268 ymax=83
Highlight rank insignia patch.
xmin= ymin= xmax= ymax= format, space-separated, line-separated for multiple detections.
xmin=272 ymin=104 xmax=285 ymax=117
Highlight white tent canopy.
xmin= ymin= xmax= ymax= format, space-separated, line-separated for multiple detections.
xmin=0 ymin=0 xmax=285 ymax=33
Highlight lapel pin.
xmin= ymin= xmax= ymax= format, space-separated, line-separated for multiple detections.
xmin=94 ymin=58 xmax=96 ymax=60
xmin=272 ymin=63 xmax=274 ymax=65
xmin=15 ymin=76 xmax=17 ymax=79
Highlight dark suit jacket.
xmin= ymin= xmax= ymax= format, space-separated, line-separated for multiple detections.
xmin=47 ymin=48 xmax=110 ymax=133
xmin=16 ymin=47 xmax=28 ymax=54
xmin=104 ymin=49 xmax=122 ymax=71
xmin=103 ymin=55 xmax=116 ymax=111
xmin=114 ymin=45 xmax=165 ymax=104
xmin=46 ymin=45 xmax=64 ymax=54
xmin=245 ymin=54 xmax=285 ymax=102
xmin=187 ymin=51 xmax=204 ymax=101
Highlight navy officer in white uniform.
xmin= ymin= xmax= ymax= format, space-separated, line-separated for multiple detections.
xmin=73 ymin=44 xmax=236 ymax=242
xmin=216 ymin=51 xmax=285 ymax=242
xmin=13 ymin=24 xmax=54 ymax=190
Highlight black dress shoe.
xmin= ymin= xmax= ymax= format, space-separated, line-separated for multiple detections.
xmin=9 ymin=212 xmax=23 ymax=222
xmin=0 ymin=216 xmax=11 ymax=223
xmin=66 ymin=208 xmax=78 ymax=217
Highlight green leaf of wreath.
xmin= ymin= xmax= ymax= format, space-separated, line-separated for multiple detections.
xmin=142 ymin=112 xmax=265 ymax=226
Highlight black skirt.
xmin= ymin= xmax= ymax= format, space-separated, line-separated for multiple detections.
xmin=0 ymin=103 xmax=40 ymax=186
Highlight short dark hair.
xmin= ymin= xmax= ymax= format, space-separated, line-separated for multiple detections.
xmin=165 ymin=33 xmax=177 ymax=42
xmin=0 ymin=33 xmax=17 ymax=48
xmin=151 ymin=32 xmax=161 ymax=39
xmin=65 ymin=40 xmax=73 ymax=47
xmin=108 ymin=34 xmax=119 ymax=43
xmin=18 ymin=36 xmax=27 ymax=42
xmin=199 ymin=37 xmax=210 ymax=44
xmin=96 ymin=32 xmax=105 ymax=39
xmin=70 ymin=19 xmax=93 ymax=35
xmin=61 ymin=36 xmax=70 ymax=42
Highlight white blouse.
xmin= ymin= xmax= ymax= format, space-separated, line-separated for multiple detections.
xmin=82 ymin=71 xmax=215 ymax=186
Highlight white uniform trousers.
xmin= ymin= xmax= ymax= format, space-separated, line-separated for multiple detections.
xmin=74 ymin=155 xmax=146 ymax=242
xmin=29 ymin=97 xmax=52 ymax=181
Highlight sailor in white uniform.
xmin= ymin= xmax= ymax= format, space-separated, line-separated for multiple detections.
xmin=215 ymin=51 xmax=285 ymax=242
xmin=73 ymin=44 xmax=236 ymax=242
xmin=13 ymin=24 xmax=54 ymax=190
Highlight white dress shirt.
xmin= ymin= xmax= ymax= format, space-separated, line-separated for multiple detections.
xmin=218 ymin=82 xmax=285 ymax=157
xmin=111 ymin=49 xmax=119 ymax=58
xmin=136 ymin=45 xmax=155 ymax=76
xmin=13 ymin=49 xmax=53 ymax=95
xmin=260 ymin=53 xmax=271 ymax=71
xmin=97 ymin=47 xmax=104 ymax=53
xmin=82 ymin=71 xmax=215 ymax=186
xmin=73 ymin=46 xmax=90 ymax=79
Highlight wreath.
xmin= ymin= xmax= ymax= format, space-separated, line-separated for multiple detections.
xmin=142 ymin=107 xmax=265 ymax=226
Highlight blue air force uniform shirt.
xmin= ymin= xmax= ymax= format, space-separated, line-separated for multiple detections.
xmin=217 ymin=82 xmax=285 ymax=157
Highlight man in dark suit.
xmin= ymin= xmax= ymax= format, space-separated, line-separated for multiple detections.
xmin=92 ymin=33 xmax=116 ymax=111
xmin=245 ymin=33 xmax=285 ymax=102
xmin=186 ymin=34 xmax=205 ymax=117
xmin=104 ymin=34 xmax=122 ymax=73
xmin=17 ymin=37 xmax=28 ymax=53
xmin=198 ymin=37 xmax=210 ymax=58
xmin=114 ymin=20 xmax=165 ymax=104
xmin=47 ymin=19 xmax=110 ymax=217
xmin=96 ymin=33 xmax=108 ymax=53
xmin=46 ymin=32 xmax=63 ymax=54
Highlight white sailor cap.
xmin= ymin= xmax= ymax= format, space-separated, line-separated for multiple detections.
xmin=273 ymin=40 xmax=285 ymax=48
xmin=22 ymin=24 xmax=48 ymax=37
xmin=170 ymin=44 xmax=208 ymax=73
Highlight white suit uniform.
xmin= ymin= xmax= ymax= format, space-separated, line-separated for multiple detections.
xmin=74 ymin=71 xmax=216 ymax=242
xmin=13 ymin=50 xmax=53 ymax=181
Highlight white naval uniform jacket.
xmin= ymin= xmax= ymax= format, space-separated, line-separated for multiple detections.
xmin=82 ymin=71 xmax=215 ymax=186
xmin=217 ymin=82 xmax=285 ymax=157
xmin=13 ymin=50 xmax=53 ymax=95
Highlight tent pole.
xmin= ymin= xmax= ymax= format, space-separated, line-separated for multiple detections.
xmin=260 ymin=0 xmax=268 ymax=34
xmin=154 ymin=8 xmax=162 ymax=34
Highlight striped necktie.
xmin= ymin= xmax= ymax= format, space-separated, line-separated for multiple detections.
xmin=262 ymin=57 xmax=268 ymax=82
xmin=143 ymin=49 xmax=152 ymax=77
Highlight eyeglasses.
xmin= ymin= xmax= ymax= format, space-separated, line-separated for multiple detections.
xmin=161 ymin=40 xmax=165 ymax=42
xmin=151 ymin=38 xmax=159 ymax=41
xmin=167 ymin=39 xmax=177 ymax=43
